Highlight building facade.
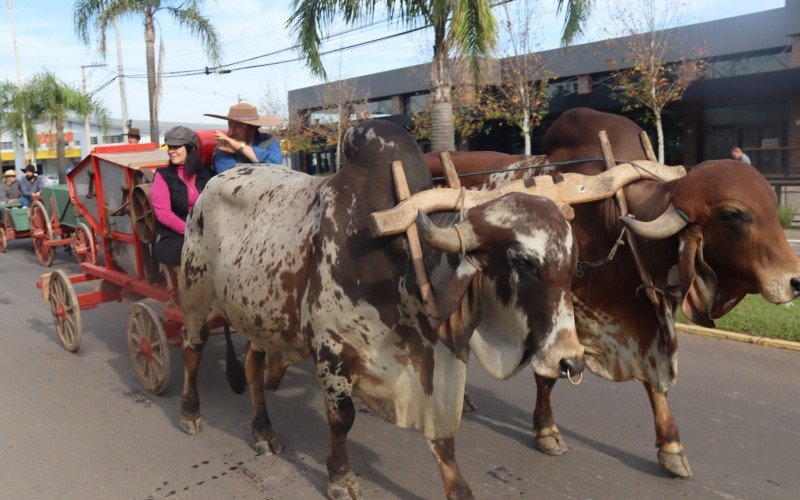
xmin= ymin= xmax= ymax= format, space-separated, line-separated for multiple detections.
xmin=288 ymin=1 xmax=800 ymax=185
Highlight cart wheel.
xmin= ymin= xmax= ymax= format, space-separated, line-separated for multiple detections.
xmin=29 ymin=200 xmax=54 ymax=266
xmin=48 ymin=269 xmax=82 ymax=352
xmin=131 ymin=184 xmax=156 ymax=244
xmin=71 ymin=222 xmax=97 ymax=265
xmin=127 ymin=303 xmax=170 ymax=394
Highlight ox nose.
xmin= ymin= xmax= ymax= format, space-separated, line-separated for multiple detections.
xmin=791 ymin=278 xmax=800 ymax=299
xmin=558 ymin=357 xmax=585 ymax=380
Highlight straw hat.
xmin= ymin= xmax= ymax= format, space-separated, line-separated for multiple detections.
xmin=204 ymin=102 xmax=281 ymax=128
xmin=127 ymin=127 xmax=141 ymax=138
xmin=4 ymin=169 xmax=17 ymax=177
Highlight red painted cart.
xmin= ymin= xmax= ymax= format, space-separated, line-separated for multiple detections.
xmin=39 ymin=135 xmax=218 ymax=394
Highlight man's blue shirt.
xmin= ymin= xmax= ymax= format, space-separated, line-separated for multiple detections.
xmin=214 ymin=140 xmax=284 ymax=174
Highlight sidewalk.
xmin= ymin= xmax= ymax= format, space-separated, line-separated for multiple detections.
xmin=786 ymin=228 xmax=800 ymax=241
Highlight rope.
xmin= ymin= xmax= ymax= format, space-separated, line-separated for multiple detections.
xmin=575 ymin=226 xmax=628 ymax=308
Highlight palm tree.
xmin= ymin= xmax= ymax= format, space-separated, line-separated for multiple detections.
xmin=73 ymin=0 xmax=221 ymax=142
xmin=288 ymin=0 xmax=590 ymax=153
xmin=24 ymin=71 xmax=109 ymax=182
xmin=0 ymin=80 xmax=37 ymax=166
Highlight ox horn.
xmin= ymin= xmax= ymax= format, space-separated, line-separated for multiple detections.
xmin=416 ymin=210 xmax=481 ymax=253
xmin=620 ymin=204 xmax=690 ymax=240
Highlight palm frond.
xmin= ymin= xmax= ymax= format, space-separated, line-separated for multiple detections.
xmin=165 ymin=5 xmax=222 ymax=65
xmin=556 ymin=0 xmax=592 ymax=46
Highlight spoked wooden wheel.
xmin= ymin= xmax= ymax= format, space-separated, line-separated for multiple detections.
xmin=48 ymin=269 xmax=82 ymax=352
xmin=70 ymin=222 xmax=97 ymax=265
xmin=131 ymin=184 xmax=156 ymax=244
xmin=127 ymin=303 xmax=170 ymax=394
xmin=29 ymin=200 xmax=54 ymax=266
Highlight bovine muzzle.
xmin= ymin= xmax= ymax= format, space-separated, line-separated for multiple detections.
xmin=791 ymin=277 xmax=800 ymax=299
xmin=558 ymin=357 xmax=585 ymax=382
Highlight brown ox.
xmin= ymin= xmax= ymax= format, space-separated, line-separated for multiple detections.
xmin=426 ymin=107 xmax=800 ymax=477
xmin=179 ymin=120 xmax=584 ymax=498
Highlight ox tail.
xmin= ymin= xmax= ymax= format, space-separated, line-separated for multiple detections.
xmin=224 ymin=323 xmax=247 ymax=395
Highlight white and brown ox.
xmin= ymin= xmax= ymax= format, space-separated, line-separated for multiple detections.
xmin=178 ymin=120 xmax=584 ymax=499
xmin=426 ymin=107 xmax=800 ymax=477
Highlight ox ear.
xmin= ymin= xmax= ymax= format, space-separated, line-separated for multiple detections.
xmin=678 ymin=225 xmax=718 ymax=328
xmin=435 ymin=258 xmax=483 ymax=360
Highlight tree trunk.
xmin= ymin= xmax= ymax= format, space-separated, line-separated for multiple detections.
xmin=145 ymin=8 xmax=159 ymax=143
xmin=655 ymin=110 xmax=664 ymax=163
xmin=55 ymin=118 xmax=67 ymax=183
xmin=429 ymin=25 xmax=455 ymax=153
xmin=523 ymin=112 xmax=531 ymax=155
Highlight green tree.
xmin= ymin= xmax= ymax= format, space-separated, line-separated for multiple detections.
xmin=73 ymin=0 xmax=221 ymax=142
xmin=24 ymin=71 xmax=109 ymax=182
xmin=0 ymin=80 xmax=38 ymax=165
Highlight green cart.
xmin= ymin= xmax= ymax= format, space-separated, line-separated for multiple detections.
xmin=0 ymin=185 xmax=96 ymax=266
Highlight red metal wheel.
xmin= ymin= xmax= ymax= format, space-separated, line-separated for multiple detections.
xmin=70 ymin=222 xmax=97 ymax=265
xmin=29 ymin=200 xmax=54 ymax=266
xmin=47 ymin=269 xmax=82 ymax=352
xmin=127 ymin=303 xmax=170 ymax=394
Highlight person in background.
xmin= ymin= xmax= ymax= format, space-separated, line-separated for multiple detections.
xmin=19 ymin=165 xmax=42 ymax=207
xmin=151 ymin=126 xmax=214 ymax=266
xmin=204 ymin=102 xmax=283 ymax=173
xmin=731 ymin=146 xmax=751 ymax=165
xmin=127 ymin=127 xmax=141 ymax=144
xmin=0 ymin=170 xmax=23 ymax=207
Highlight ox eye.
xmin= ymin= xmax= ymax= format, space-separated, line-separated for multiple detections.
xmin=716 ymin=208 xmax=751 ymax=237
xmin=514 ymin=257 xmax=540 ymax=277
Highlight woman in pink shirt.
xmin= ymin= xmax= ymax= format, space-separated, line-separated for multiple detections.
xmin=152 ymin=126 xmax=214 ymax=266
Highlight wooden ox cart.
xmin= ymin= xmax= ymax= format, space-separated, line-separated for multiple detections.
xmin=38 ymin=136 xmax=218 ymax=394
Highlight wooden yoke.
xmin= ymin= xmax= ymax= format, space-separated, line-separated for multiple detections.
xmin=392 ymin=161 xmax=441 ymax=324
xmin=598 ymin=130 xmax=660 ymax=308
xmin=370 ymin=159 xmax=685 ymax=238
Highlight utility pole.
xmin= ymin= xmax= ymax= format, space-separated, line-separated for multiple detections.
xmin=114 ymin=18 xmax=129 ymax=134
xmin=6 ymin=0 xmax=33 ymax=170
xmin=81 ymin=63 xmax=106 ymax=158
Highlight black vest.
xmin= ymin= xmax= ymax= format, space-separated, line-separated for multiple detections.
xmin=155 ymin=164 xmax=213 ymax=238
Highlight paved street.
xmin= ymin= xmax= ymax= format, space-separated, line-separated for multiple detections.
xmin=1 ymin=239 xmax=800 ymax=499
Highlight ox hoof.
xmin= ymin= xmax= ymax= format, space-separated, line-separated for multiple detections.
xmin=657 ymin=449 xmax=693 ymax=477
xmin=254 ymin=435 xmax=283 ymax=456
xmin=535 ymin=431 xmax=567 ymax=456
xmin=179 ymin=416 xmax=202 ymax=435
xmin=327 ymin=471 xmax=363 ymax=499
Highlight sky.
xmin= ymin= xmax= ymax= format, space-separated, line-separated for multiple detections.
xmin=0 ymin=0 xmax=787 ymax=126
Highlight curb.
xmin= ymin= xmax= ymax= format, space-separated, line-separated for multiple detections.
xmin=676 ymin=322 xmax=800 ymax=352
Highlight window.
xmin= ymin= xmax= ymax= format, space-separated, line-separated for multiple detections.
xmin=0 ymin=141 xmax=13 ymax=150
xmin=91 ymin=137 xmax=98 ymax=145
xmin=102 ymin=135 xmax=123 ymax=143
xmin=404 ymin=93 xmax=429 ymax=114
xmin=308 ymin=108 xmax=339 ymax=125
xmin=361 ymin=98 xmax=393 ymax=117
xmin=704 ymin=50 xmax=791 ymax=79
xmin=546 ymin=78 xmax=579 ymax=98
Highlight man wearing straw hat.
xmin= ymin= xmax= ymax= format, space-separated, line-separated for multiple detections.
xmin=0 ymin=170 xmax=23 ymax=207
xmin=204 ymin=102 xmax=284 ymax=174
